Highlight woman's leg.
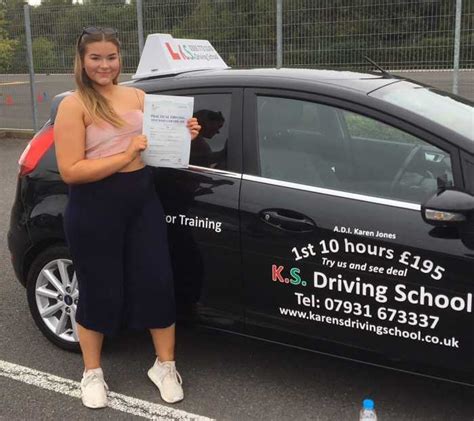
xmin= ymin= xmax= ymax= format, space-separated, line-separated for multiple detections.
xmin=77 ymin=322 xmax=109 ymax=409
xmin=149 ymin=324 xmax=175 ymax=361
xmin=124 ymin=180 xmax=176 ymax=360
xmin=77 ymin=323 xmax=104 ymax=370
xmin=65 ymin=185 xmax=125 ymax=365
xmin=148 ymin=324 xmax=183 ymax=403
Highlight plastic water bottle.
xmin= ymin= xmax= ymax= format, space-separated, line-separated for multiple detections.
xmin=359 ymin=398 xmax=377 ymax=421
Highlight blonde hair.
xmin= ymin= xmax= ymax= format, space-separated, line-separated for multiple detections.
xmin=74 ymin=30 xmax=125 ymax=127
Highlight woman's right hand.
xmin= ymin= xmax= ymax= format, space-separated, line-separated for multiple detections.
xmin=126 ymin=134 xmax=148 ymax=160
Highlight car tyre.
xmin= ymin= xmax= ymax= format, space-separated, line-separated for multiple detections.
xmin=26 ymin=245 xmax=81 ymax=352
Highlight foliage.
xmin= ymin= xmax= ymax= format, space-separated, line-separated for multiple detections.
xmin=1 ymin=0 xmax=472 ymax=73
xmin=32 ymin=36 xmax=57 ymax=72
xmin=40 ymin=0 xmax=73 ymax=5
xmin=0 ymin=8 xmax=18 ymax=71
xmin=0 ymin=38 xmax=17 ymax=71
xmin=345 ymin=112 xmax=418 ymax=144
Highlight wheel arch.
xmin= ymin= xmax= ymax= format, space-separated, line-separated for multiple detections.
xmin=22 ymin=239 xmax=68 ymax=287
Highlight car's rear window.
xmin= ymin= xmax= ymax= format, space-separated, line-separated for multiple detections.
xmin=369 ymin=81 xmax=474 ymax=140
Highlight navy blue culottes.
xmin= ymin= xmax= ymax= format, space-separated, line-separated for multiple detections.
xmin=64 ymin=166 xmax=175 ymax=336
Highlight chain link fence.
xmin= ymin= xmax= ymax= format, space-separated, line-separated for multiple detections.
xmin=1 ymin=5 xmax=29 ymax=131
xmin=142 ymin=0 xmax=278 ymax=68
xmin=284 ymin=0 xmax=473 ymax=70
xmin=1 ymin=0 xmax=473 ymax=131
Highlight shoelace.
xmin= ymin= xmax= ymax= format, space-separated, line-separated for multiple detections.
xmin=160 ymin=363 xmax=183 ymax=385
xmin=83 ymin=372 xmax=110 ymax=391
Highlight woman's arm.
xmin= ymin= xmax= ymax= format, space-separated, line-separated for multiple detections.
xmin=54 ymin=95 xmax=136 ymax=184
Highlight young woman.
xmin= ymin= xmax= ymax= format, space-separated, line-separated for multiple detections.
xmin=54 ymin=27 xmax=200 ymax=409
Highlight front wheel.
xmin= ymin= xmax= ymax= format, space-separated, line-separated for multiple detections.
xmin=26 ymin=245 xmax=81 ymax=352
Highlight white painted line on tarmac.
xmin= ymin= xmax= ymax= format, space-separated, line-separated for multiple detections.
xmin=0 ymin=81 xmax=29 ymax=87
xmin=0 ymin=360 xmax=214 ymax=421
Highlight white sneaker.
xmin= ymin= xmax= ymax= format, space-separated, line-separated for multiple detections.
xmin=147 ymin=359 xmax=184 ymax=403
xmin=80 ymin=367 xmax=109 ymax=409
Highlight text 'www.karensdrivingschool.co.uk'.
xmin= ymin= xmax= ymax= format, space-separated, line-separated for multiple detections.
xmin=278 ymin=307 xmax=461 ymax=349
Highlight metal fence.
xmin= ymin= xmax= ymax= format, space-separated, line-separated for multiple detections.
xmin=283 ymin=0 xmax=473 ymax=70
xmin=1 ymin=0 xmax=473 ymax=131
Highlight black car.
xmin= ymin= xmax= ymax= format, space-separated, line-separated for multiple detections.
xmin=8 ymin=68 xmax=474 ymax=385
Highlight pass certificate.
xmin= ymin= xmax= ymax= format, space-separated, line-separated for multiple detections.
xmin=142 ymin=94 xmax=194 ymax=168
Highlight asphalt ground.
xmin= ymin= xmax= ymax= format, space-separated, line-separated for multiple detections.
xmin=1 ymin=71 xmax=473 ymax=131
xmin=0 ymin=138 xmax=473 ymax=421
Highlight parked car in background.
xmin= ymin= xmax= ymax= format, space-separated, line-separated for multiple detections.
xmin=8 ymin=64 xmax=474 ymax=385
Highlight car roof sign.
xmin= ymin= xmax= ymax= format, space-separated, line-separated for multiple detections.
xmin=132 ymin=33 xmax=230 ymax=80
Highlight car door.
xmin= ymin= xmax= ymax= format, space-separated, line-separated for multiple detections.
xmin=240 ymin=88 xmax=473 ymax=383
xmin=149 ymin=88 xmax=244 ymax=328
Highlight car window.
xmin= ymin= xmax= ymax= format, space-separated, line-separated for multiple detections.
xmin=190 ymin=94 xmax=231 ymax=170
xmin=344 ymin=111 xmax=419 ymax=144
xmin=370 ymin=81 xmax=474 ymax=140
xmin=256 ymin=96 xmax=454 ymax=204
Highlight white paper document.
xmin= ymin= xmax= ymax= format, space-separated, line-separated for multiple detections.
xmin=142 ymin=94 xmax=194 ymax=168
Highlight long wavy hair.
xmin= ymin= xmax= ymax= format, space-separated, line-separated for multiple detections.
xmin=73 ymin=30 xmax=125 ymax=127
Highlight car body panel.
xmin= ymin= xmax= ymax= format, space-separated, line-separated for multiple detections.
xmin=240 ymin=86 xmax=473 ymax=384
xmin=7 ymin=178 xmax=33 ymax=284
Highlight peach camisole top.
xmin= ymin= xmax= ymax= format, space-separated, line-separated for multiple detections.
xmin=85 ymin=110 xmax=143 ymax=159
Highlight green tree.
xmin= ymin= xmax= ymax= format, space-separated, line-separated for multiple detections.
xmin=171 ymin=0 xmax=275 ymax=68
xmin=40 ymin=0 xmax=73 ymax=5
xmin=26 ymin=0 xmax=138 ymax=72
xmin=0 ymin=39 xmax=17 ymax=71
xmin=0 ymin=0 xmax=26 ymax=10
xmin=0 ymin=8 xmax=17 ymax=71
xmin=83 ymin=0 xmax=126 ymax=4
xmin=32 ymin=36 xmax=57 ymax=72
xmin=2 ymin=0 xmax=472 ymax=73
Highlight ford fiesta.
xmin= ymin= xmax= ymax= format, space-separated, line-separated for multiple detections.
xmin=7 ymin=50 xmax=474 ymax=385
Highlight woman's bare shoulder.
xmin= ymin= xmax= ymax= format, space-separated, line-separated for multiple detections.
xmin=55 ymin=93 xmax=87 ymax=144
xmin=135 ymin=87 xmax=146 ymax=96
xmin=120 ymin=85 xmax=145 ymax=109
xmin=117 ymin=85 xmax=143 ymax=93
xmin=58 ymin=93 xmax=85 ymax=117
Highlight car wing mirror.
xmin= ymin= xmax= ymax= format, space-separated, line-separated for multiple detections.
xmin=421 ymin=188 xmax=474 ymax=227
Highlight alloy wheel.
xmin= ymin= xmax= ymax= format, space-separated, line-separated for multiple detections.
xmin=35 ymin=259 xmax=79 ymax=343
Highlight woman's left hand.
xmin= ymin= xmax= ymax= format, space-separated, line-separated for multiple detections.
xmin=187 ymin=118 xmax=201 ymax=141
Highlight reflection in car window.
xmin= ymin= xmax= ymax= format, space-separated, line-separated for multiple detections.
xmin=256 ymin=96 xmax=453 ymax=204
xmin=370 ymin=81 xmax=474 ymax=140
xmin=190 ymin=94 xmax=231 ymax=170
xmin=345 ymin=112 xmax=419 ymax=144
xmin=257 ymin=96 xmax=344 ymax=190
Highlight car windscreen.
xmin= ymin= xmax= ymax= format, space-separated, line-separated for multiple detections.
xmin=369 ymin=81 xmax=474 ymax=140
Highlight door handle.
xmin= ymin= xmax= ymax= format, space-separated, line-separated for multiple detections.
xmin=260 ymin=209 xmax=316 ymax=232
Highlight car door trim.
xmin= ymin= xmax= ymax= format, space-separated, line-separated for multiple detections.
xmin=243 ymin=174 xmax=421 ymax=211
xmin=186 ymin=165 xmax=242 ymax=179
